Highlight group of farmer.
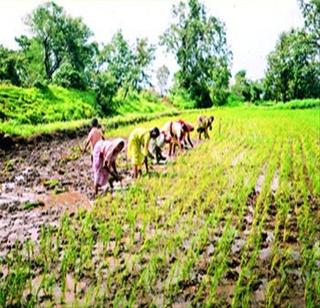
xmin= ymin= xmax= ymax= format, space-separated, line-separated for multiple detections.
xmin=83 ymin=115 xmax=214 ymax=195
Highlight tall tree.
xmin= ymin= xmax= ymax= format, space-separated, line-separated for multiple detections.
xmin=132 ymin=38 xmax=155 ymax=90
xmin=99 ymin=31 xmax=135 ymax=95
xmin=231 ymin=70 xmax=251 ymax=102
xmin=156 ymin=65 xmax=170 ymax=96
xmin=298 ymin=0 xmax=320 ymax=49
xmin=24 ymin=1 xmax=96 ymax=87
xmin=15 ymin=35 xmax=45 ymax=86
xmin=264 ymin=29 xmax=320 ymax=101
xmin=98 ymin=31 xmax=155 ymax=94
xmin=160 ymin=0 xmax=232 ymax=107
xmin=0 ymin=45 xmax=24 ymax=86
xmin=94 ymin=31 xmax=155 ymax=113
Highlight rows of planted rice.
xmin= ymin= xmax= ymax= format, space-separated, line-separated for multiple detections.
xmin=0 ymin=108 xmax=319 ymax=306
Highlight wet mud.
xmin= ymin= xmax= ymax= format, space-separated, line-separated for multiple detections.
xmin=0 ymin=134 xmax=200 ymax=256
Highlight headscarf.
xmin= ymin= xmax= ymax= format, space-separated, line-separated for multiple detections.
xmin=102 ymin=138 xmax=126 ymax=164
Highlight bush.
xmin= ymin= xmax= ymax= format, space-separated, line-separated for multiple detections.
xmin=94 ymin=72 xmax=118 ymax=115
xmin=272 ymin=99 xmax=320 ymax=109
xmin=168 ymin=88 xmax=196 ymax=109
xmin=52 ymin=63 xmax=87 ymax=90
xmin=226 ymin=92 xmax=243 ymax=106
xmin=210 ymin=87 xmax=229 ymax=106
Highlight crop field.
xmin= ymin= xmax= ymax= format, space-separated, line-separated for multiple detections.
xmin=0 ymin=108 xmax=319 ymax=306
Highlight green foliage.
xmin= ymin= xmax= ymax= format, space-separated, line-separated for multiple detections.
xmin=167 ymin=87 xmax=197 ymax=109
xmin=98 ymin=31 xmax=155 ymax=93
xmin=95 ymin=31 xmax=155 ymax=113
xmin=263 ymin=0 xmax=320 ymax=102
xmin=94 ymin=71 xmax=119 ymax=115
xmin=231 ymin=70 xmax=251 ymax=102
xmin=115 ymin=89 xmax=175 ymax=115
xmin=0 ymin=45 xmax=23 ymax=86
xmin=0 ymin=85 xmax=177 ymax=137
xmin=298 ymin=0 xmax=320 ymax=49
xmin=264 ymin=29 xmax=320 ymax=101
xmin=52 ymin=63 xmax=87 ymax=90
xmin=230 ymin=70 xmax=263 ymax=103
xmin=160 ymin=0 xmax=232 ymax=107
xmin=21 ymin=1 xmax=96 ymax=87
xmin=226 ymin=92 xmax=243 ymax=106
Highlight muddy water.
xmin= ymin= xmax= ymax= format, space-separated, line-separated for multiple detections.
xmin=0 ymin=135 xmax=200 ymax=255
xmin=0 ymin=136 xmax=129 ymax=255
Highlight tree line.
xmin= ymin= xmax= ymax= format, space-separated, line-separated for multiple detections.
xmin=0 ymin=0 xmax=319 ymax=112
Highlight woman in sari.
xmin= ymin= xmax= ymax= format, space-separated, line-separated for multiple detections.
xmin=92 ymin=138 xmax=125 ymax=195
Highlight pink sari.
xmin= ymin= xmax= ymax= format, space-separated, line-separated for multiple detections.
xmin=92 ymin=138 xmax=125 ymax=187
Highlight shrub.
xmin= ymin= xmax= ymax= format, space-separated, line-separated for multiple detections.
xmin=168 ymin=88 xmax=196 ymax=109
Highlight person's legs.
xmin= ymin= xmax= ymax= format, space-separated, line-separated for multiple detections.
xmin=169 ymin=143 xmax=173 ymax=156
xmin=173 ymin=143 xmax=177 ymax=155
xmin=133 ymin=165 xmax=139 ymax=178
xmin=108 ymin=177 xmax=114 ymax=189
xmin=94 ymin=183 xmax=99 ymax=195
xmin=155 ymin=146 xmax=165 ymax=163
xmin=204 ymin=128 xmax=209 ymax=139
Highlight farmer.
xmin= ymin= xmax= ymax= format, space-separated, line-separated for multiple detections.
xmin=127 ymin=127 xmax=160 ymax=178
xmin=149 ymin=131 xmax=171 ymax=164
xmin=83 ymin=118 xmax=104 ymax=157
xmin=178 ymin=119 xmax=194 ymax=149
xmin=161 ymin=120 xmax=186 ymax=156
xmin=92 ymin=138 xmax=125 ymax=195
xmin=197 ymin=115 xmax=214 ymax=140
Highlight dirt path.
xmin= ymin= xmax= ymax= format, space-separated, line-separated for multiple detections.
xmin=0 ymin=134 xmax=200 ymax=256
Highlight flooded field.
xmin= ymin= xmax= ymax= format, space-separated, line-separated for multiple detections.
xmin=0 ymin=109 xmax=319 ymax=306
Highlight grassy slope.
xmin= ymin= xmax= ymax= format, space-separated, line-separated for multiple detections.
xmin=0 ymin=84 xmax=97 ymax=124
xmin=0 ymin=85 xmax=176 ymax=137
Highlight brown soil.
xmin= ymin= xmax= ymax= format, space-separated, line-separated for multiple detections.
xmin=0 ymin=133 xmax=200 ymax=255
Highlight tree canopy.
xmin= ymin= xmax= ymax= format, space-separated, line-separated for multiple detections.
xmin=0 ymin=0 xmax=318 ymax=112
xmin=264 ymin=0 xmax=320 ymax=101
xmin=160 ymin=0 xmax=232 ymax=107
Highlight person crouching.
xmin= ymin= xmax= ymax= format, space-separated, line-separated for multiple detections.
xmin=197 ymin=115 xmax=214 ymax=140
xmin=92 ymin=138 xmax=125 ymax=195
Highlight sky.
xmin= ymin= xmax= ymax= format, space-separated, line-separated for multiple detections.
xmin=0 ymin=0 xmax=305 ymax=85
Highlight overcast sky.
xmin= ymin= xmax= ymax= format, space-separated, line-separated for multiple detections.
xmin=0 ymin=0 xmax=304 ymax=84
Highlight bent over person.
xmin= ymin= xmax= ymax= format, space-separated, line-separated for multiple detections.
xmin=92 ymin=138 xmax=125 ymax=195
xmin=162 ymin=120 xmax=186 ymax=156
xmin=127 ymin=127 xmax=160 ymax=178
xmin=149 ymin=131 xmax=171 ymax=164
xmin=178 ymin=119 xmax=194 ymax=149
xmin=197 ymin=115 xmax=214 ymax=140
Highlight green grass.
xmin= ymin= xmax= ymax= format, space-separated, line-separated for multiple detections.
xmin=0 ymin=84 xmax=97 ymax=124
xmin=271 ymin=98 xmax=320 ymax=109
xmin=255 ymin=98 xmax=320 ymax=109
